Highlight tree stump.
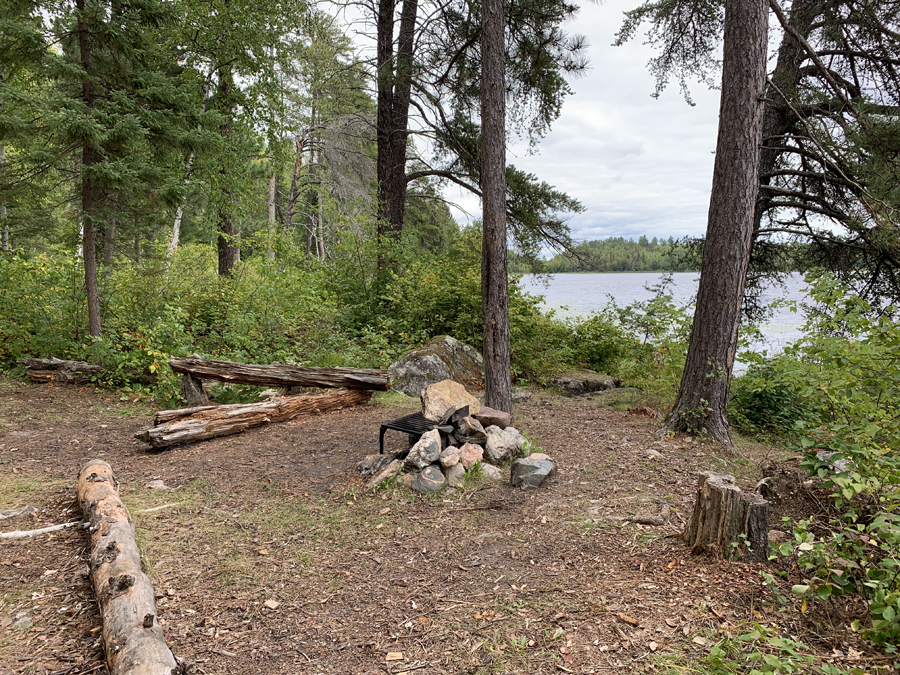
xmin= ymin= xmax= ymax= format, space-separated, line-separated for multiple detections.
xmin=77 ymin=460 xmax=180 ymax=674
xmin=180 ymin=373 xmax=208 ymax=406
xmin=683 ymin=471 xmax=769 ymax=562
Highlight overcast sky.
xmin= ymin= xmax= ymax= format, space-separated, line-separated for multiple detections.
xmin=447 ymin=0 xmax=724 ymax=243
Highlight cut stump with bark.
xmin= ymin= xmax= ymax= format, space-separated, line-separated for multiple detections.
xmin=136 ymin=388 xmax=372 ymax=449
xmin=683 ymin=471 xmax=769 ymax=562
xmin=168 ymin=356 xmax=390 ymax=391
xmin=77 ymin=460 xmax=180 ymax=674
xmin=180 ymin=373 xmax=208 ymax=406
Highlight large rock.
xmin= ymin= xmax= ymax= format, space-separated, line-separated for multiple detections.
xmin=388 ymin=336 xmax=484 ymax=397
xmin=484 ymin=425 xmax=526 ymax=464
xmin=454 ymin=416 xmax=487 ymax=445
xmin=405 ymin=429 xmax=441 ymax=470
xmin=413 ymin=464 xmax=447 ymax=493
xmin=551 ymin=370 xmax=620 ymax=397
xmin=510 ymin=457 xmax=556 ymax=489
xmin=460 ymin=443 xmax=484 ymax=469
xmin=421 ymin=380 xmax=481 ymax=422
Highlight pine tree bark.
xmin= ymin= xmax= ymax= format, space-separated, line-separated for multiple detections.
xmin=666 ymin=0 xmax=768 ymax=443
xmin=480 ymin=0 xmax=512 ymax=414
xmin=77 ymin=0 xmax=102 ymax=337
xmin=216 ymin=63 xmax=239 ymax=276
xmin=268 ymin=172 xmax=276 ymax=260
xmin=376 ymin=0 xmax=418 ymax=260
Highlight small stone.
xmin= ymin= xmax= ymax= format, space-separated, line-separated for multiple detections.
xmin=645 ymin=449 xmax=663 ymax=459
xmin=474 ymin=406 xmax=511 ymax=430
xmin=12 ymin=611 xmax=31 ymax=630
xmin=511 ymin=387 xmax=532 ymax=402
xmin=454 ymin=416 xmax=487 ymax=445
xmin=145 ymin=479 xmax=171 ymax=491
xmin=400 ymin=473 xmax=415 ymax=489
xmin=768 ymin=529 xmax=790 ymax=543
xmin=412 ymin=464 xmax=447 ymax=493
xmin=459 ymin=443 xmax=484 ymax=469
xmin=421 ymin=380 xmax=481 ymax=422
xmin=480 ymin=463 xmax=504 ymax=480
xmin=527 ymin=452 xmax=550 ymax=461
xmin=440 ymin=446 xmax=462 ymax=468
xmin=446 ymin=462 xmax=466 ymax=488
xmin=510 ymin=457 xmax=557 ymax=489
xmin=365 ymin=459 xmax=404 ymax=490
xmin=405 ymin=429 xmax=441 ymax=470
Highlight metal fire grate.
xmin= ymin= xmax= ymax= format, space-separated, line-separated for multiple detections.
xmin=379 ymin=412 xmax=439 ymax=455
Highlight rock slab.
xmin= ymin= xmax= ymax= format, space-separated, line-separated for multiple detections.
xmin=474 ymin=407 xmax=511 ymax=429
xmin=454 ymin=416 xmax=487 ymax=445
xmin=388 ymin=336 xmax=484 ymax=397
xmin=551 ymin=370 xmax=620 ymax=397
xmin=510 ymin=457 xmax=557 ymax=489
xmin=421 ymin=380 xmax=481 ymax=422
xmin=365 ymin=459 xmax=404 ymax=490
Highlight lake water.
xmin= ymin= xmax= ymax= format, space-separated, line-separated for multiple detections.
xmin=519 ymin=271 xmax=809 ymax=358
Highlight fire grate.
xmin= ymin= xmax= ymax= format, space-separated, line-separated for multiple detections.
xmin=380 ymin=412 xmax=459 ymax=455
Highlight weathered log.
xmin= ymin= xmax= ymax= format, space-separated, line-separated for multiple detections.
xmin=22 ymin=357 xmax=103 ymax=383
xmin=168 ymin=356 xmax=390 ymax=390
xmin=683 ymin=471 xmax=769 ymax=562
xmin=21 ymin=357 xmax=154 ymax=385
xmin=77 ymin=460 xmax=180 ymax=674
xmin=137 ymin=388 xmax=373 ymax=449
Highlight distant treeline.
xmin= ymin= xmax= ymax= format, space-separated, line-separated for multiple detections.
xmin=511 ymin=236 xmax=698 ymax=273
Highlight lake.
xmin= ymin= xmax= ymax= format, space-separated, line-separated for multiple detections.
xmin=519 ymin=271 xmax=808 ymax=358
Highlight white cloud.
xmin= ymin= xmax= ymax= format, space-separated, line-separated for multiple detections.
xmin=447 ymin=0 xmax=723 ymax=242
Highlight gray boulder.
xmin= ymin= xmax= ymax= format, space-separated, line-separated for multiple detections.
xmin=413 ymin=464 xmax=447 ymax=493
xmin=484 ymin=425 xmax=526 ymax=464
xmin=510 ymin=457 xmax=557 ymax=489
xmin=405 ymin=429 xmax=441 ymax=470
xmin=551 ymin=370 xmax=620 ymax=397
xmin=388 ymin=336 xmax=484 ymax=397
xmin=446 ymin=462 xmax=466 ymax=488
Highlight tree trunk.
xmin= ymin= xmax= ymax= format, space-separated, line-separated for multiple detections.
xmin=0 ymin=69 xmax=7 ymax=253
xmin=168 ymin=356 xmax=391 ymax=390
xmin=268 ymin=171 xmax=276 ymax=260
xmin=77 ymin=460 xmax=180 ymax=674
xmin=480 ymin=0 xmax=512 ymax=415
xmin=755 ymin=0 xmax=820 ymax=230
xmin=77 ymin=0 xmax=102 ymax=337
xmin=216 ymin=64 xmax=239 ymax=276
xmin=167 ymin=151 xmax=194 ymax=257
xmin=136 ymin=389 xmax=373 ymax=449
xmin=104 ymin=214 xmax=116 ymax=267
xmin=666 ymin=0 xmax=768 ymax=443
xmin=683 ymin=471 xmax=769 ymax=562
xmin=287 ymin=134 xmax=304 ymax=234
xmin=376 ymin=0 xmax=418 ymax=259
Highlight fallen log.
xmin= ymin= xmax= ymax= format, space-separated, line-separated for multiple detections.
xmin=78 ymin=460 xmax=180 ymax=674
xmin=21 ymin=357 xmax=103 ymax=383
xmin=136 ymin=388 xmax=373 ymax=449
xmin=683 ymin=471 xmax=769 ymax=562
xmin=168 ymin=356 xmax=390 ymax=391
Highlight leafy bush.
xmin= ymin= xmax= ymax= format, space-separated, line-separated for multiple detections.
xmin=760 ymin=274 xmax=900 ymax=652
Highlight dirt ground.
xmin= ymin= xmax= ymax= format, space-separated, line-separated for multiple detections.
xmin=0 ymin=377 xmax=888 ymax=674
